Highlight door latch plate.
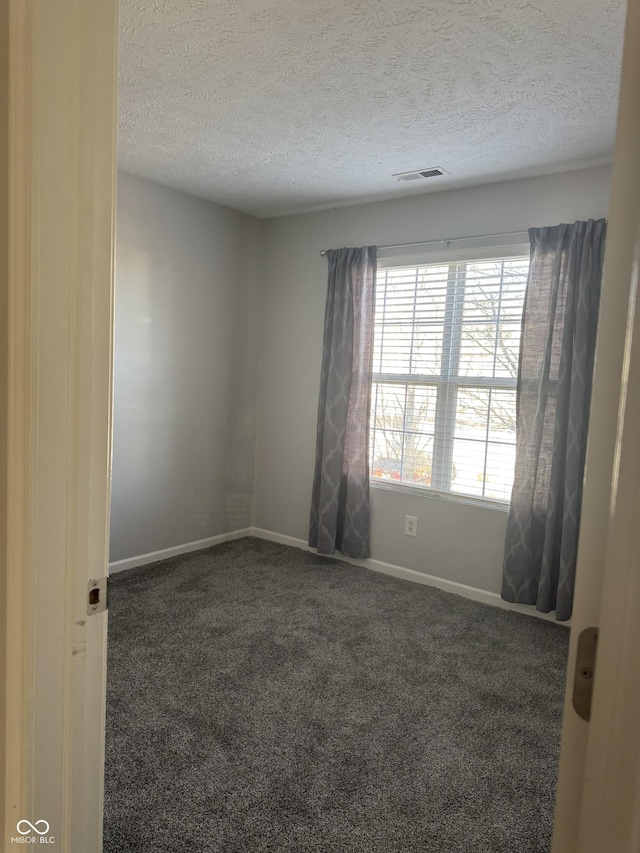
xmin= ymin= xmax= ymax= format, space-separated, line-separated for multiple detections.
xmin=87 ymin=577 xmax=108 ymax=615
xmin=572 ymin=626 xmax=598 ymax=721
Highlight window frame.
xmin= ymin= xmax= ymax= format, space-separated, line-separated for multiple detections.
xmin=370 ymin=242 xmax=530 ymax=508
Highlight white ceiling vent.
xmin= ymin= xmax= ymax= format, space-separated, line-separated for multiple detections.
xmin=393 ymin=167 xmax=447 ymax=182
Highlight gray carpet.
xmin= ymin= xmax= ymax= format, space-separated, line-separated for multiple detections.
xmin=104 ymin=537 xmax=569 ymax=853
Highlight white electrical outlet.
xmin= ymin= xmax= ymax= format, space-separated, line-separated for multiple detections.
xmin=405 ymin=515 xmax=417 ymax=537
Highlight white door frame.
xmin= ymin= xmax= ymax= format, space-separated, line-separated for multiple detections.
xmin=2 ymin=1 xmax=117 ymax=850
xmin=575 ymin=0 xmax=640 ymax=840
xmin=553 ymin=0 xmax=640 ymax=848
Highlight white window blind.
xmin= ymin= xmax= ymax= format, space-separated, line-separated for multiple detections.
xmin=370 ymin=256 xmax=529 ymax=502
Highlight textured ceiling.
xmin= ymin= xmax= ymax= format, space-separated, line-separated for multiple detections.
xmin=118 ymin=0 xmax=625 ymax=218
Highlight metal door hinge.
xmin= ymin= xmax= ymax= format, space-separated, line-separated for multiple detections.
xmin=87 ymin=577 xmax=108 ymax=615
xmin=572 ymin=627 xmax=598 ymax=721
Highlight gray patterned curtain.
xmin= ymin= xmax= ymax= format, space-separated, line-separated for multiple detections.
xmin=309 ymin=246 xmax=377 ymax=559
xmin=502 ymin=220 xmax=607 ymax=621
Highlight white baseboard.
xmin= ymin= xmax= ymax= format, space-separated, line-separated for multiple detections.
xmin=109 ymin=528 xmax=252 ymax=574
xmin=109 ymin=525 xmax=565 ymax=624
xmin=248 ymin=527 xmax=565 ymax=624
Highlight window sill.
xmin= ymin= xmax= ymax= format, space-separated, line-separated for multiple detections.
xmin=370 ymin=478 xmax=511 ymax=512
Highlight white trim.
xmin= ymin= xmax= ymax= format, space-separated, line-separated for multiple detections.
xmin=377 ymin=242 xmax=530 ymax=269
xmin=4 ymin=1 xmax=34 ymax=836
xmin=248 ymin=527 xmax=564 ymax=624
xmin=370 ymin=479 xmax=510 ymax=512
xmin=109 ymin=528 xmax=253 ymax=574
xmin=569 ymin=1 xmax=640 ymax=847
xmin=109 ymin=526 xmax=565 ymax=623
xmin=3 ymin=2 xmax=118 ymax=848
xmin=552 ymin=4 xmax=640 ymax=850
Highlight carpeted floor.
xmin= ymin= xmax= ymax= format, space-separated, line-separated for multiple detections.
xmin=104 ymin=537 xmax=569 ymax=853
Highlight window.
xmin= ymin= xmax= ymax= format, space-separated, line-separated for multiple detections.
xmin=370 ymin=255 xmax=529 ymax=503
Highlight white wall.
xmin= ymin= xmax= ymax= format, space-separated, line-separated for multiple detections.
xmin=110 ymin=172 xmax=262 ymax=562
xmin=254 ymin=165 xmax=612 ymax=594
